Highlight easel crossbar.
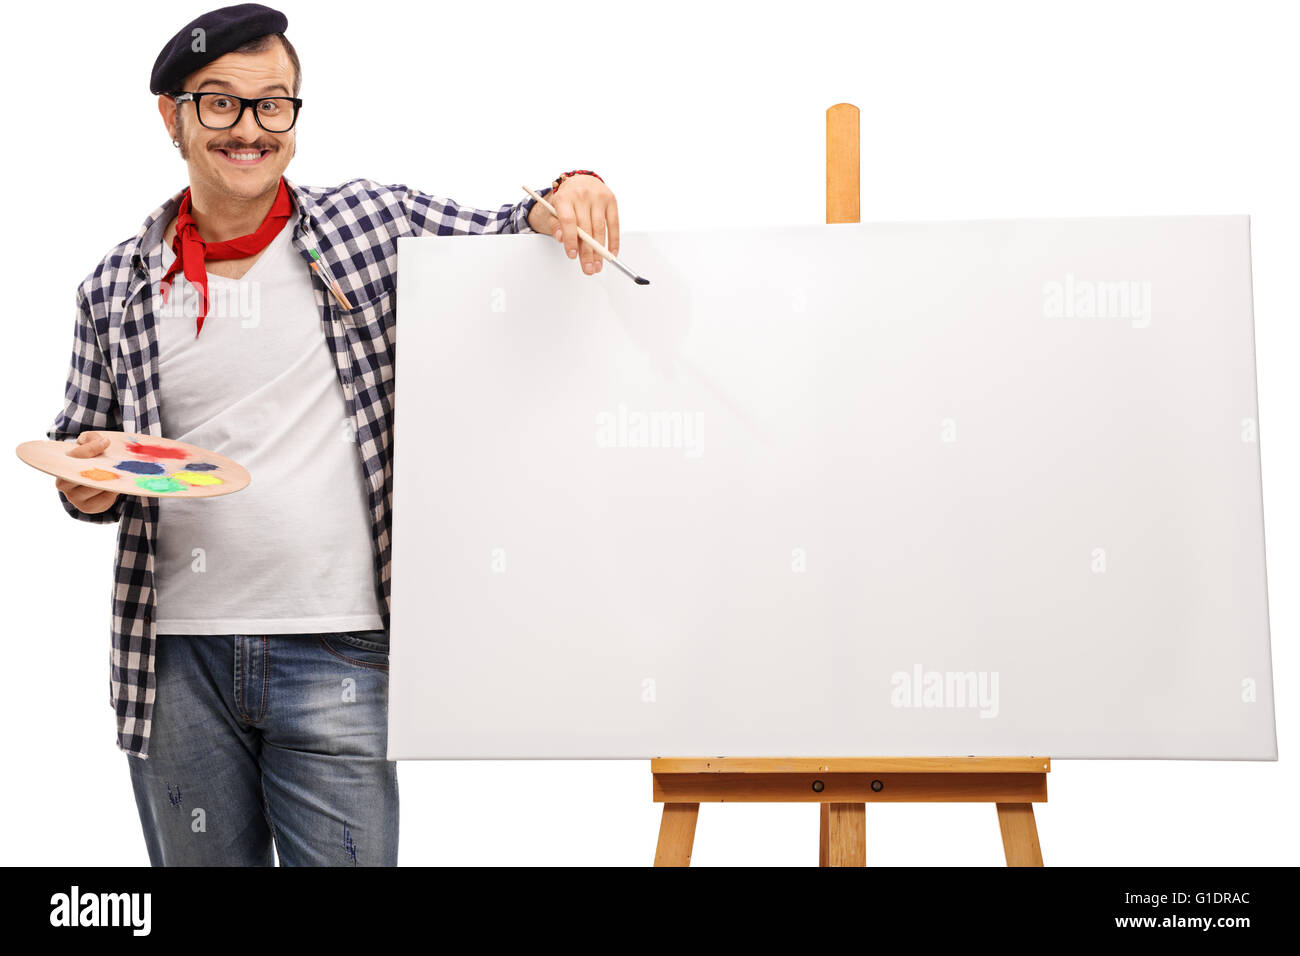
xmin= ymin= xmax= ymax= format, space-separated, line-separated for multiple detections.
xmin=653 ymin=771 xmax=1047 ymax=804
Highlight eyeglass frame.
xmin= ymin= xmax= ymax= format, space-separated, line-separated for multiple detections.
xmin=172 ymin=91 xmax=303 ymax=132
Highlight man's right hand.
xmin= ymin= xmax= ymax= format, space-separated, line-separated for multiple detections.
xmin=55 ymin=431 xmax=121 ymax=515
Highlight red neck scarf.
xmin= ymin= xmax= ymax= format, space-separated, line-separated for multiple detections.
xmin=160 ymin=177 xmax=294 ymax=337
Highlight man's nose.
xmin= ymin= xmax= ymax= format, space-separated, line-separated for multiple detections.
xmin=231 ymin=104 xmax=262 ymax=140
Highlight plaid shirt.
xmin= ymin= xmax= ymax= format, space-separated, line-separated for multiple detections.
xmin=49 ymin=175 xmax=553 ymax=758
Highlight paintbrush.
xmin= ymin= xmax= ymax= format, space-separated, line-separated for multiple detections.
xmin=522 ymin=185 xmax=650 ymax=285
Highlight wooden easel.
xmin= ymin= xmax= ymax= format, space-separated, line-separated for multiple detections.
xmin=651 ymin=104 xmax=1049 ymax=867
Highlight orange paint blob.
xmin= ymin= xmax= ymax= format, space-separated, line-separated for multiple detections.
xmin=79 ymin=468 xmax=119 ymax=481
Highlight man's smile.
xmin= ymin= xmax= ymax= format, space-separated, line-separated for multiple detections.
xmin=214 ymin=146 xmax=274 ymax=165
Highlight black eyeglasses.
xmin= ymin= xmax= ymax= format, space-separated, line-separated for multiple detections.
xmin=173 ymin=91 xmax=302 ymax=133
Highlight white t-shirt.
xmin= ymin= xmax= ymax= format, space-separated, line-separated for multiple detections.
xmin=151 ymin=213 xmax=384 ymax=634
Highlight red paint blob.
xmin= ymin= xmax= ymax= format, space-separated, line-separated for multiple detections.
xmin=124 ymin=441 xmax=188 ymax=460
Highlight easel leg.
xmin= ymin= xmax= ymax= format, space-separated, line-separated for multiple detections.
xmin=819 ymin=804 xmax=829 ymax=866
xmin=654 ymin=803 xmax=700 ymax=867
xmin=823 ymin=802 xmax=866 ymax=866
xmin=996 ymin=803 xmax=1044 ymax=866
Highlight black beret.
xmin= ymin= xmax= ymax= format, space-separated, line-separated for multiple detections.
xmin=150 ymin=3 xmax=289 ymax=94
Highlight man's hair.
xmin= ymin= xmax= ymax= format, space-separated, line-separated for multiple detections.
xmin=180 ymin=33 xmax=302 ymax=96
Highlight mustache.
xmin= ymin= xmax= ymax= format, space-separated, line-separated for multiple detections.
xmin=208 ymin=143 xmax=279 ymax=152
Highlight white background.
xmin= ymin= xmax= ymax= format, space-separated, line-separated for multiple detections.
xmin=0 ymin=0 xmax=1294 ymax=865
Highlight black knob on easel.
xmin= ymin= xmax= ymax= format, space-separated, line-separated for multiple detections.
xmin=871 ymin=779 xmax=884 ymax=792
xmin=811 ymin=779 xmax=825 ymax=793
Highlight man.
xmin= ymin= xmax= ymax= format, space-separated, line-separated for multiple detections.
xmin=48 ymin=3 xmax=618 ymax=866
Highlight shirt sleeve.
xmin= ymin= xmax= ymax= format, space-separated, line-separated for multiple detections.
xmin=47 ymin=285 xmax=125 ymax=524
xmin=397 ymin=183 xmax=555 ymax=237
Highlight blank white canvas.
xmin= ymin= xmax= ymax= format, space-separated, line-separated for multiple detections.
xmin=387 ymin=218 xmax=1276 ymax=760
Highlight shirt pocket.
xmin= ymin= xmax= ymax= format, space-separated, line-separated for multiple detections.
xmin=336 ymin=288 xmax=395 ymax=386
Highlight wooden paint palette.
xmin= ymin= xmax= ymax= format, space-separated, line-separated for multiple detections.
xmin=16 ymin=431 xmax=250 ymax=499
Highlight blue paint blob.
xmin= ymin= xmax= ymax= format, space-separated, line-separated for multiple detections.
xmin=115 ymin=459 xmax=165 ymax=475
xmin=184 ymin=462 xmax=219 ymax=471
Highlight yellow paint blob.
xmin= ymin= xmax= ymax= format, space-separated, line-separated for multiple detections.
xmin=172 ymin=471 xmax=225 ymax=486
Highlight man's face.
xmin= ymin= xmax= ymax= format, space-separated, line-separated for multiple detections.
xmin=162 ymin=41 xmax=297 ymax=202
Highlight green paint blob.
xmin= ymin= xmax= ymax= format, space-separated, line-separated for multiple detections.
xmin=135 ymin=475 xmax=188 ymax=493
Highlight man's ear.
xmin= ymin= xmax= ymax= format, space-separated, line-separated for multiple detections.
xmin=157 ymin=94 xmax=177 ymax=140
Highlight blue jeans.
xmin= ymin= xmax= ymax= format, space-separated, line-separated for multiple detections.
xmin=126 ymin=631 xmax=398 ymax=866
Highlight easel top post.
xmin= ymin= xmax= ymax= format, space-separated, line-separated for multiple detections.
xmin=827 ymin=102 xmax=860 ymax=224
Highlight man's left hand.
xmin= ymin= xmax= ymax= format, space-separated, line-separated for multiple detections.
xmin=528 ymin=175 xmax=619 ymax=275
